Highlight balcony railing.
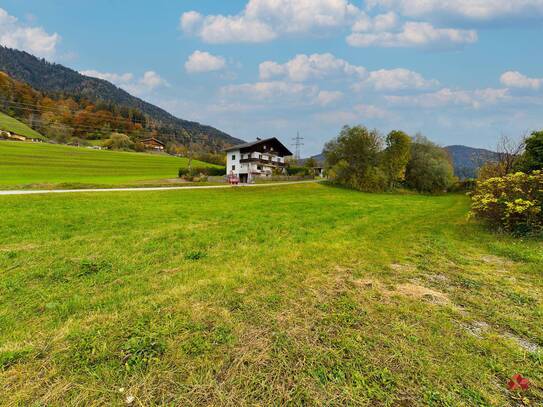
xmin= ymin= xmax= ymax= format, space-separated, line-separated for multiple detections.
xmin=240 ymin=157 xmax=285 ymax=166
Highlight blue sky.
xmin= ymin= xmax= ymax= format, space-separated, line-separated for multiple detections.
xmin=1 ymin=0 xmax=542 ymax=155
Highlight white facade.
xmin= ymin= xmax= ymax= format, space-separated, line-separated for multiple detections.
xmin=226 ymin=141 xmax=288 ymax=183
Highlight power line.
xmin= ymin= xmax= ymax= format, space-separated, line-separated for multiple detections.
xmin=292 ymin=131 xmax=304 ymax=161
xmin=0 ymin=97 xmax=150 ymax=126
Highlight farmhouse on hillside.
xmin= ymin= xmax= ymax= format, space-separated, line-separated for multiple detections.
xmin=225 ymin=137 xmax=293 ymax=183
xmin=141 ymin=137 xmax=165 ymax=151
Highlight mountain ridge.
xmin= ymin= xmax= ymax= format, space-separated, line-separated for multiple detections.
xmin=0 ymin=46 xmax=244 ymax=147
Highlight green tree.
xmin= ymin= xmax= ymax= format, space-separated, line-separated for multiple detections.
xmin=405 ymin=135 xmax=455 ymax=193
xmin=382 ymin=130 xmax=411 ymax=189
xmin=102 ymin=133 xmax=134 ymax=150
xmin=517 ymin=130 xmax=543 ymax=173
xmin=324 ymin=125 xmax=385 ymax=191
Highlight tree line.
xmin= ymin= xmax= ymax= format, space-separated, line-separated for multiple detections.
xmin=323 ymin=125 xmax=455 ymax=193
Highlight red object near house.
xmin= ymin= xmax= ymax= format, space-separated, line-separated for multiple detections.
xmin=227 ymin=171 xmax=239 ymax=185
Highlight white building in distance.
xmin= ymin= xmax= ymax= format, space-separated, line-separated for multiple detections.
xmin=225 ymin=137 xmax=293 ymax=183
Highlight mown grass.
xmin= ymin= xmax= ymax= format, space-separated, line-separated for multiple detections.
xmin=0 ymin=183 xmax=541 ymax=405
xmin=0 ymin=112 xmax=45 ymax=140
xmin=0 ymin=141 xmax=219 ymax=188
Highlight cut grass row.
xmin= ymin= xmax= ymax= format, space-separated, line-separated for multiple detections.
xmin=0 ymin=141 xmax=220 ymax=188
xmin=0 ymin=184 xmax=541 ymax=405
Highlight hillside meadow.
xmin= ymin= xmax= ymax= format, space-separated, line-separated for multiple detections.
xmin=0 ymin=112 xmax=45 ymax=140
xmin=0 ymin=183 xmax=541 ymax=405
xmin=0 ymin=141 xmax=219 ymax=189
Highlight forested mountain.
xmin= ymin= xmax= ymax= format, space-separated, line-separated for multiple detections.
xmin=0 ymin=46 xmax=243 ymax=149
xmin=445 ymin=145 xmax=498 ymax=179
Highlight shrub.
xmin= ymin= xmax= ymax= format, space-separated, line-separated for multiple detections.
xmin=470 ymin=171 xmax=543 ymax=235
xmin=287 ymin=165 xmax=309 ymax=176
xmin=178 ymin=167 xmax=225 ymax=178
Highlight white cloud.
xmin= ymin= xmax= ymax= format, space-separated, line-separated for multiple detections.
xmin=80 ymin=70 xmax=134 ymax=84
xmin=361 ymin=68 xmax=439 ymax=91
xmin=260 ymin=53 xmax=437 ymax=92
xmin=352 ymin=11 xmax=399 ymax=32
xmin=80 ymin=69 xmax=168 ymax=95
xmin=0 ymin=8 xmax=60 ymax=58
xmin=316 ymin=90 xmax=344 ymax=106
xmin=347 ymin=21 xmax=477 ymax=48
xmin=500 ymin=71 xmax=542 ymax=90
xmin=180 ymin=0 xmax=362 ymax=43
xmin=259 ymin=53 xmax=367 ymax=82
xmin=386 ymin=88 xmax=510 ymax=109
xmin=185 ymin=50 xmax=226 ymax=73
xmin=366 ymin=0 xmax=543 ymax=23
xmin=180 ymin=11 xmax=203 ymax=33
xmin=317 ymin=104 xmax=390 ymax=124
xmin=220 ymin=81 xmax=319 ymax=101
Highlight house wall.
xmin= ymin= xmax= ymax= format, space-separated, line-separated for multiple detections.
xmin=226 ymin=149 xmax=286 ymax=180
xmin=226 ymin=149 xmax=240 ymax=175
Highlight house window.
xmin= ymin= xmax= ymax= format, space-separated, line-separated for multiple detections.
xmin=263 ymin=145 xmax=267 ymax=150
xmin=232 ymin=165 xmax=235 ymax=171
xmin=232 ymin=154 xmax=236 ymax=160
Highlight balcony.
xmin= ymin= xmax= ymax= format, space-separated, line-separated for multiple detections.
xmin=240 ymin=157 xmax=285 ymax=166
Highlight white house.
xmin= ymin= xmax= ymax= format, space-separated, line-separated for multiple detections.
xmin=225 ymin=137 xmax=293 ymax=183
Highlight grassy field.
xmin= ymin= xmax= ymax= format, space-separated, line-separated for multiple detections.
xmin=0 ymin=183 xmax=541 ymax=405
xmin=0 ymin=141 xmax=220 ymax=188
xmin=0 ymin=112 xmax=45 ymax=140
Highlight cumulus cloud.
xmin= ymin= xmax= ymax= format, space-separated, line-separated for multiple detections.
xmin=260 ymin=53 xmax=438 ymax=92
xmin=500 ymin=71 xmax=542 ymax=90
xmin=80 ymin=69 xmax=168 ymax=95
xmin=360 ymin=68 xmax=440 ymax=91
xmin=0 ymin=8 xmax=60 ymax=58
xmin=220 ymin=81 xmax=319 ymax=101
xmin=185 ymin=50 xmax=226 ymax=73
xmin=316 ymin=90 xmax=344 ymax=106
xmin=317 ymin=104 xmax=390 ymax=124
xmin=366 ymin=0 xmax=543 ymax=23
xmin=180 ymin=0 xmax=361 ymax=43
xmin=347 ymin=21 xmax=477 ymax=49
xmin=259 ymin=53 xmax=367 ymax=82
xmin=386 ymin=88 xmax=510 ymax=109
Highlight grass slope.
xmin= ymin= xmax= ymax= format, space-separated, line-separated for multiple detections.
xmin=0 ymin=112 xmax=44 ymax=140
xmin=0 ymin=141 xmax=220 ymax=188
xmin=0 ymin=183 xmax=541 ymax=405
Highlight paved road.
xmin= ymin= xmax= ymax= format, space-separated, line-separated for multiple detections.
xmin=0 ymin=180 xmax=322 ymax=196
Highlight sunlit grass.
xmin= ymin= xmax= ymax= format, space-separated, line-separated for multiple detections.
xmin=0 ymin=183 xmax=541 ymax=405
xmin=0 ymin=141 xmax=219 ymax=188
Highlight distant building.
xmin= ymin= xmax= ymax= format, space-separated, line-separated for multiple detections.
xmin=1 ymin=130 xmax=28 ymax=142
xmin=141 ymin=137 xmax=165 ymax=151
xmin=225 ymin=137 xmax=293 ymax=183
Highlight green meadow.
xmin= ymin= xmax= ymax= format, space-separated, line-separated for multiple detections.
xmin=0 ymin=141 xmax=219 ymax=189
xmin=1 ymin=183 xmax=541 ymax=405
xmin=0 ymin=112 xmax=45 ymax=140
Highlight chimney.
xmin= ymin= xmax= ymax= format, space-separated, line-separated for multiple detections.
xmin=256 ymin=137 xmax=261 ymax=141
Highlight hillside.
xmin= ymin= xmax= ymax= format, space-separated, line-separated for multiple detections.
xmin=0 ymin=141 xmax=221 ymax=188
xmin=445 ymin=145 xmax=498 ymax=179
xmin=0 ymin=112 xmax=45 ymax=140
xmin=0 ymin=46 xmax=243 ymax=147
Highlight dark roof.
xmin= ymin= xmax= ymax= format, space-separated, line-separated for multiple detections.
xmin=141 ymin=137 xmax=165 ymax=146
xmin=224 ymin=137 xmax=293 ymax=156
